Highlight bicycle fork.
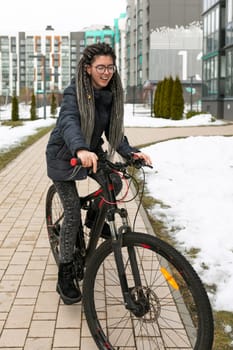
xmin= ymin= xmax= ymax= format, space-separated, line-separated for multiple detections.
xmin=109 ymin=209 xmax=150 ymax=317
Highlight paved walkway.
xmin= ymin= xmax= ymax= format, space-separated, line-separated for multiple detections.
xmin=0 ymin=123 xmax=233 ymax=349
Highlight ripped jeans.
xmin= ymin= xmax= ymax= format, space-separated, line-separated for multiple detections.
xmin=53 ymin=172 xmax=122 ymax=264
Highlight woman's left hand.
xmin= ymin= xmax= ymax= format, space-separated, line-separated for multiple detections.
xmin=132 ymin=152 xmax=153 ymax=166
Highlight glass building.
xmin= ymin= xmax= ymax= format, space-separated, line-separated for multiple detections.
xmin=202 ymin=0 xmax=233 ymax=119
xmin=125 ymin=0 xmax=203 ymax=103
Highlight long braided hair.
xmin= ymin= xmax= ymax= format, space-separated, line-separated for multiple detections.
xmin=76 ymin=42 xmax=124 ymax=157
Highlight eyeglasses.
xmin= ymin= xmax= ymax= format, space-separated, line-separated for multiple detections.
xmin=93 ymin=64 xmax=116 ymax=74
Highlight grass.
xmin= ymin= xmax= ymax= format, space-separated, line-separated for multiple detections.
xmin=1 ymin=120 xmax=24 ymax=127
xmin=0 ymin=121 xmax=54 ymax=171
xmin=213 ymin=311 xmax=233 ymax=349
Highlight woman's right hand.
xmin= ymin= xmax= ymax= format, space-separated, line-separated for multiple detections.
xmin=76 ymin=150 xmax=98 ymax=173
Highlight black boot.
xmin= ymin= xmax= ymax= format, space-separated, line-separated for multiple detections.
xmin=85 ymin=205 xmax=111 ymax=239
xmin=57 ymin=262 xmax=82 ymax=304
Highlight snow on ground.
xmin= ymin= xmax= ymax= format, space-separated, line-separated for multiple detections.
xmin=123 ymin=103 xmax=225 ymax=127
xmin=0 ymin=103 xmax=226 ymax=152
xmin=141 ymin=136 xmax=233 ymax=311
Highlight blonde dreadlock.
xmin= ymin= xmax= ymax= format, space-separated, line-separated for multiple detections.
xmin=76 ymin=42 xmax=124 ymax=157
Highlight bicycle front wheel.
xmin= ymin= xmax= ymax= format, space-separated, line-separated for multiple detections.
xmin=83 ymin=232 xmax=213 ymax=350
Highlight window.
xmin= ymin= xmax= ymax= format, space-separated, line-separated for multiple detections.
xmin=203 ymin=0 xmax=219 ymax=12
xmin=226 ymin=0 xmax=233 ymax=45
xmin=225 ymin=49 xmax=233 ymax=96
xmin=227 ymin=0 xmax=233 ymax=23
xmin=203 ymin=5 xmax=220 ymax=54
xmin=203 ymin=55 xmax=219 ymax=97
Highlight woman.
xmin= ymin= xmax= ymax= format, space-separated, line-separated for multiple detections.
xmin=46 ymin=42 xmax=152 ymax=305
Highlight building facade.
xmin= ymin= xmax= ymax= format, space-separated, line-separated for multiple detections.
xmin=125 ymin=0 xmax=203 ymax=104
xmin=0 ymin=25 xmax=125 ymax=106
xmin=84 ymin=26 xmax=114 ymax=47
xmin=0 ymin=30 xmax=85 ymax=105
xmin=114 ymin=14 xmax=127 ymax=91
xmin=202 ymin=0 xmax=233 ymax=120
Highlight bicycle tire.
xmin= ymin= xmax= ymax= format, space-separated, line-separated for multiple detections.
xmin=46 ymin=184 xmax=92 ymax=280
xmin=46 ymin=184 xmax=62 ymax=265
xmin=83 ymin=232 xmax=214 ymax=350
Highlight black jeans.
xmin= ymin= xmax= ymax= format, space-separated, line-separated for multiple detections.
xmin=53 ymin=172 xmax=122 ymax=264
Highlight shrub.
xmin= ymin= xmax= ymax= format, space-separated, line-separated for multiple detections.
xmin=50 ymin=93 xmax=57 ymax=117
xmin=170 ymin=76 xmax=184 ymax=120
xmin=30 ymin=93 xmax=37 ymax=120
xmin=154 ymin=81 xmax=162 ymax=117
xmin=11 ymin=95 xmax=19 ymax=121
xmin=163 ymin=76 xmax=173 ymax=119
xmin=186 ymin=110 xmax=202 ymax=119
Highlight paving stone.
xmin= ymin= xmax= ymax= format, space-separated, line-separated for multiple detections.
xmin=24 ymin=337 xmax=53 ymax=350
xmin=53 ymin=328 xmax=80 ymax=347
xmin=34 ymin=291 xmax=59 ymax=312
xmin=33 ymin=312 xmax=57 ymax=320
xmin=56 ymin=304 xmax=82 ymax=328
xmin=21 ymin=269 xmax=44 ymax=286
xmin=16 ymin=285 xmax=39 ymax=298
xmin=80 ymin=336 xmax=98 ymax=350
xmin=0 ymin=279 xmax=20 ymax=292
xmin=0 ymin=292 xmax=15 ymax=312
xmin=5 ymin=305 xmax=33 ymax=328
xmin=0 ymin=329 xmax=28 ymax=347
xmin=28 ymin=320 xmax=56 ymax=337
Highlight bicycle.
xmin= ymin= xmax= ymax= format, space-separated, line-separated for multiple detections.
xmin=46 ymin=152 xmax=214 ymax=350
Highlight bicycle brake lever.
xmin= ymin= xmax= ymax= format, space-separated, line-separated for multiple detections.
xmin=129 ymin=153 xmax=153 ymax=169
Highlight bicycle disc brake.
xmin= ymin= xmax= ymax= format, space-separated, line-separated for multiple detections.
xmin=130 ymin=286 xmax=161 ymax=321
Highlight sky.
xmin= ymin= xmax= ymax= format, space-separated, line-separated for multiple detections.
xmin=0 ymin=0 xmax=127 ymax=33
xmin=0 ymin=103 xmax=233 ymax=313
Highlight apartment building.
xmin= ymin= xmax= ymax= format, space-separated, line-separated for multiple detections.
xmin=0 ymin=24 xmax=126 ymax=105
xmin=125 ymin=0 xmax=203 ymax=103
xmin=202 ymin=0 xmax=233 ymax=120
xmin=0 ymin=30 xmax=85 ymax=105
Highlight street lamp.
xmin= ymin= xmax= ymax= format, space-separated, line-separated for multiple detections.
xmin=189 ymin=75 xmax=195 ymax=112
xmin=30 ymin=54 xmax=47 ymax=119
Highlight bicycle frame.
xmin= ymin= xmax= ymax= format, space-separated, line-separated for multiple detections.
xmin=80 ymin=162 xmax=147 ymax=315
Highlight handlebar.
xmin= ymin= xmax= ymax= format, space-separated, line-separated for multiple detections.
xmin=70 ymin=152 xmax=153 ymax=172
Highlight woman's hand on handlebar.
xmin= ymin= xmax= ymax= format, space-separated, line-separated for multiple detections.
xmin=131 ymin=152 xmax=153 ymax=167
xmin=76 ymin=150 xmax=98 ymax=173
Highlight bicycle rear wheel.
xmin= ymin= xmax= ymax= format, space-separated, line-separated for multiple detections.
xmin=45 ymin=184 xmax=88 ymax=280
xmin=46 ymin=184 xmax=63 ymax=265
xmin=83 ymin=232 xmax=213 ymax=350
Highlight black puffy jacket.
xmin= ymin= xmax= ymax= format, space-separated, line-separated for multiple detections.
xmin=46 ymin=79 xmax=138 ymax=181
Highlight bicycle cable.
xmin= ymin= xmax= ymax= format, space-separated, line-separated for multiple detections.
xmin=131 ymin=166 xmax=146 ymax=232
xmin=98 ymin=168 xmax=140 ymax=205
xmin=97 ymin=166 xmax=145 ymax=233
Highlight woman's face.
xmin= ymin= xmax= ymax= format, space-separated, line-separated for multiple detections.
xmin=86 ymin=55 xmax=115 ymax=90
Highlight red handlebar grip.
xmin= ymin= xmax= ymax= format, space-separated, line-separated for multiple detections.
xmin=70 ymin=158 xmax=78 ymax=166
